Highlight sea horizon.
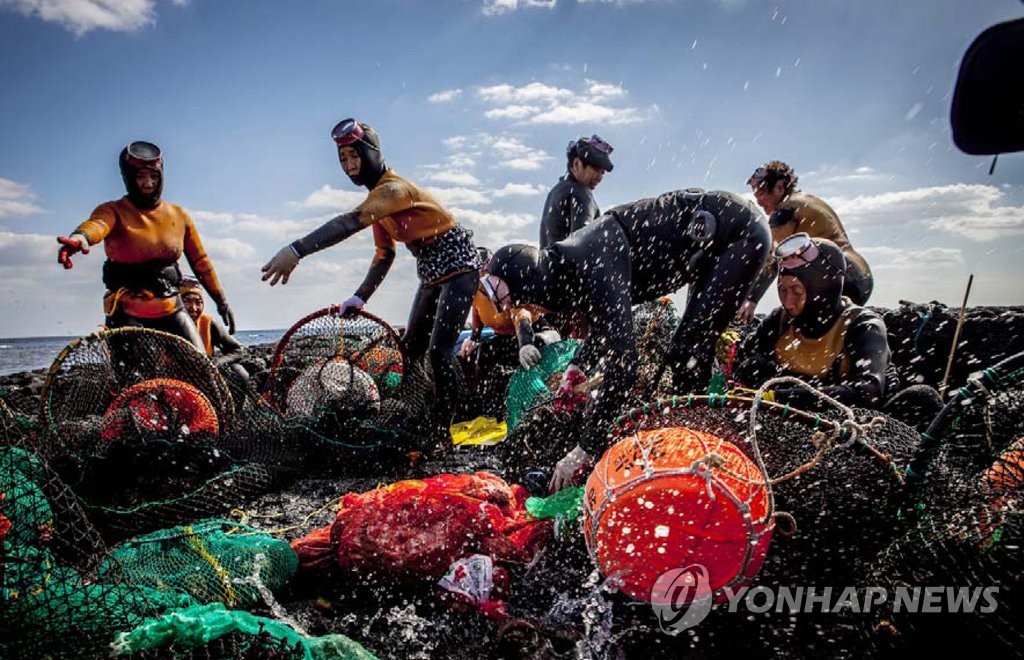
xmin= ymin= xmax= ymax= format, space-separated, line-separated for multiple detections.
xmin=0 ymin=329 xmax=288 ymax=376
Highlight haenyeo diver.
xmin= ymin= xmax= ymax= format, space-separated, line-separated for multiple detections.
xmin=56 ymin=141 xmax=234 ymax=352
xmin=486 ymin=188 xmax=770 ymax=490
xmin=261 ymin=118 xmax=479 ymax=444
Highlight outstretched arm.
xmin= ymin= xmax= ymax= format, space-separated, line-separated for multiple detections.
xmin=262 ymin=211 xmax=366 ymax=286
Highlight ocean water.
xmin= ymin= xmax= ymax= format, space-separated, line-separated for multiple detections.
xmin=0 ymin=329 xmax=285 ymax=376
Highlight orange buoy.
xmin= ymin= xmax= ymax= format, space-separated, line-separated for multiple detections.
xmin=353 ymin=346 xmax=403 ymax=378
xmin=583 ymin=426 xmax=773 ymax=604
xmin=976 ymin=436 xmax=1024 ymax=544
xmin=100 ymin=378 xmax=219 ymax=441
xmin=982 ymin=436 xmax=1024 ymax=496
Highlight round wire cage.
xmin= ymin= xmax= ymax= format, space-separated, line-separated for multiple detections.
xmin=38 ymin=327 xmax=233 ymax=460
xmin=264 ymin=307 xmax=405 ymax=413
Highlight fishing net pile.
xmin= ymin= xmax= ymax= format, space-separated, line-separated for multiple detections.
xmin=35 ymin=327 xmax=295 ymax=541
xmin=883 ymin=303 xmax=1024 ymax=389
xmin=264 ymin=307 xmax=435 ymax=464
xmin=0 ymin=445 xmax=376 ymax=659
xmin=860 ymin=353 xmax=1024 ymax=653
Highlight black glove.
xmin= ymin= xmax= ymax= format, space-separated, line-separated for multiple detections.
xmin=217 ymin=302 xmax=236 ymax=335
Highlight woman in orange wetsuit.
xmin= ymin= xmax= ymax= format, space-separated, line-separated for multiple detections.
xmin=261 ymin=119 xmax=479 ymax=443
xmin=56 ymin=141 xmax=234 ymax=353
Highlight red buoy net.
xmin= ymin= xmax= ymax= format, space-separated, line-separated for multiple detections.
xmin=583 ymin=426 xmax=773 ymax=604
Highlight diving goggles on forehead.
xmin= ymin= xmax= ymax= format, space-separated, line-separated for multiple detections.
xmin=125 ymin=141 xmax=162 ymax=169
xmin=480 ymin=274 xmax=511 ymax=307
xmin=571 ymin=134 xmax=614 ymax=155
xmin=331 ymin=118 xmax=378 ymax=150
xmin=776 ymin=232 xmax=820 ymax=270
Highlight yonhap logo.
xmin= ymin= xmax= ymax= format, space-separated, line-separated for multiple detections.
xmin=650 ymin=564 xmax=714 ymax=635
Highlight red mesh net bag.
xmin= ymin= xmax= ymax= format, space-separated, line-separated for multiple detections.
xmin=291 ymin=472 xmax=551 ymax=581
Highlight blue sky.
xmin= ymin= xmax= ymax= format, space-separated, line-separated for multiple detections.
xmin=1 ymin=0 xmax=1022 ymax=338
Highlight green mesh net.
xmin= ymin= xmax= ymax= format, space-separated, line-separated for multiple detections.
xmin=113 ymin=603 xmax=378 ymax=659
xmin=505 ymin=339 xmax=579 ymax=431
xmin=107 ymin=519 xmax=298 ymax=610
xmin=0 ymin=446 xmax=181 ymax=658
xmin=1 ymin=445 xmax=376 ymax=659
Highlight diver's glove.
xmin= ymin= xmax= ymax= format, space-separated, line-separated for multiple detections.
xmin=261 ymin=244 xmax=300 ymax=286
xmin=519 ymin=344 xmax=542 ymax=370
xmin=458 ymin=338 xmax=479 ymax=359
xmin=57 ymin=233 xmax=89 ymax=269
xmin=549 ymin=445 xmax=592 ymax=493
xmin=216 ymin=302 xmax=236 ymax=335
xmin=339 ymin=294 xmax=365 ymax=317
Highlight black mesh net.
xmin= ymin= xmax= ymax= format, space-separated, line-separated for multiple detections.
xmin=33 ymin=328 xmax=293 ymax=542
xmin=858 ymin=358 xmax=1024 ymax=654
xmin=265 ymin=307 xmax=436 ymax=466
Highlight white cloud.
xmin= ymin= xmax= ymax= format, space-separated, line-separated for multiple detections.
xmin=441 ymin=132 xmax=552 ymax=171
xmin=0 ymin=229 xmax=52 ymax=265
xmin=809 ymin=165 xmax=888 ymax=186
xmin=0 ymin=177 xmax=44 ymax=218
xmin=192 ymin=209 xmax=326 ymax=242
xmin=427 ymin=88 xmax=462 ymax=103
xmin=427 ymin=186 xmax=490 ymax=206
xmin=491 ymin=182 xmax=548 ymax=197
xmin=0 ymin=0 xmax=178 ymax=36
xmin=453 ymin=207 xmax=538 ymax=251
xmin=201 ymin=236 xmax=258 ymax=262
xmin=453 ymin=207 xmax=535 ymax=230
xmin=530 ymin=101 xmax=643 ymax=125
xmin=488 ymin=136 xmax=550 ymax=169
xmin=481 ymin=0 xmax=555 ymax=16
xmin=477 ymin=82 xmax=573 ymax=105
xmin=421 ymin=171 xmax=481 ymax=186
xmin=831 ymin=184 xmax=1024 ymax=241
xmin=585 ymin=79 xmax=626 ymax=99
xmin=297 ymin=184 xmax=368 ymax=211
xmin=484 ymin=105 xmax=540 ymax=120
xmin=474 ymin=79 xmax=647 ymax=126
xmin=190 ymin=210 xmax=236 ymax=226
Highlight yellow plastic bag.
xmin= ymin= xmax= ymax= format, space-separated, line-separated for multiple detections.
xmin=450 ymin=416 xmax=507 ymax=446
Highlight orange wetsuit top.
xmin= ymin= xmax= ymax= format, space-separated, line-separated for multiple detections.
xmin=357 ymin=170 xmax=458 ymax=266
xmin=73 ymin=197 xmax=226 ymax=304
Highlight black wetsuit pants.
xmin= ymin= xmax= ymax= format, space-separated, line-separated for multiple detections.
xmin=402 ymin=270 xmax=477 ymax=436
xmin=107 ymin=305 xmax=206 ymax=354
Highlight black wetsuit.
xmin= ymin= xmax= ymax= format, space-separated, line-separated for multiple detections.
xmin=539 ymin=173 xmax=600 ymax=248
xmin=490 ymin=189 xmax=770 ymax=455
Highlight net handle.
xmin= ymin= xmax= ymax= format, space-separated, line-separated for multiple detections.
xmin=265 ymin=306 xmax=405 ymax=408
